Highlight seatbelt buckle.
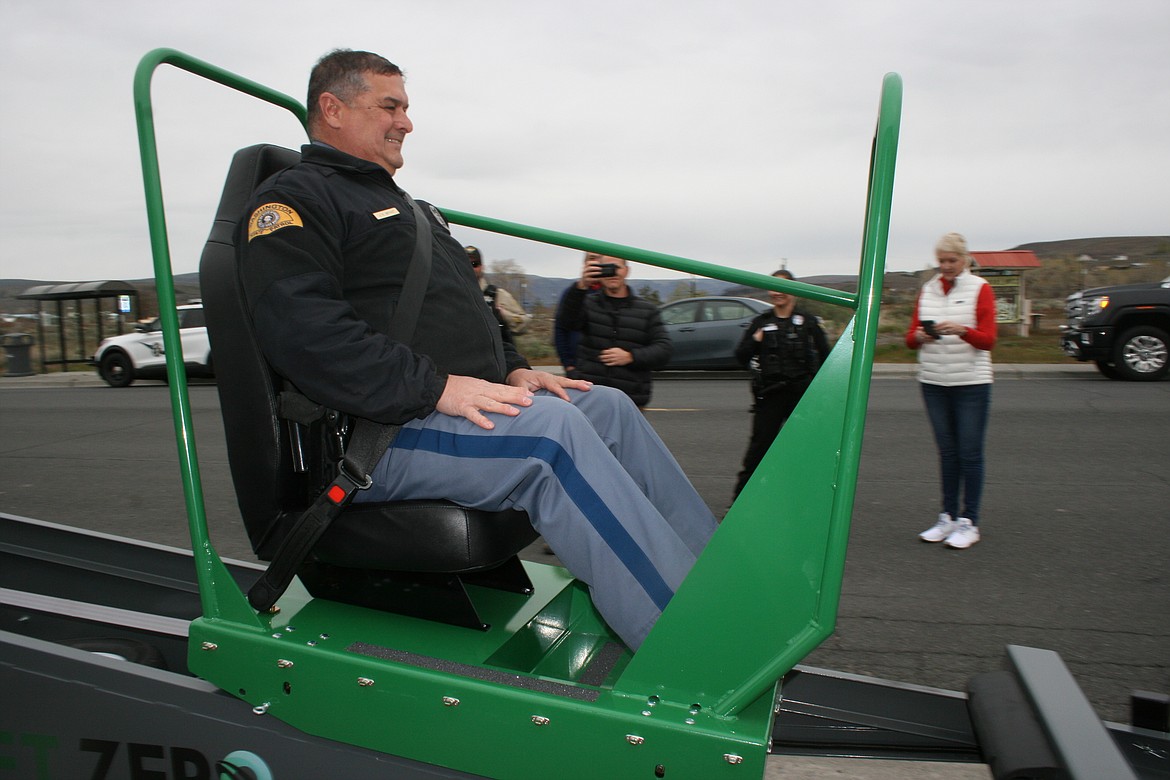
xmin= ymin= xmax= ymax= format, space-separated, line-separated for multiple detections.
xmin=326 ymin=459 xmax=374 ymax=506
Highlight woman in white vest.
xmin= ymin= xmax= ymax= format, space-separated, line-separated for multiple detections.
xmin=905 ymin=233 xmax=997 ymax=549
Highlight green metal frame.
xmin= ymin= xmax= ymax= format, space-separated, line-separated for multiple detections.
xmin=134 ymin=48 xmax=900 ymax=779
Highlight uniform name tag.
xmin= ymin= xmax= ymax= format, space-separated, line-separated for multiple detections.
xmin=373 ymin=207 xmax=400 ymax=220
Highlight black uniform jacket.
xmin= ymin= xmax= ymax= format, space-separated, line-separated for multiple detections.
xmin=238 ymin=143 xmax=529 ymax=425
xmin=734 ymin=308 xmax=830 ymax=380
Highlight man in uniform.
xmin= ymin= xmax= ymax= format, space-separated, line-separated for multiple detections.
xmin=238 ymin=49 xmax=716 ymax=649
xmin=465 ymin=245 xmax=530 ymax=344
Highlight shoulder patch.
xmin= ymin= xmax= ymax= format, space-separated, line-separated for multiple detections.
xmin=247 ymin=203 xmax=303 ymax=242
xmin=427 ymin=203 xmax=449 ymax=229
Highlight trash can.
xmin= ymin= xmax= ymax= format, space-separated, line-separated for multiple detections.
xmin=2 ymin=333 xmax=35 ymax=377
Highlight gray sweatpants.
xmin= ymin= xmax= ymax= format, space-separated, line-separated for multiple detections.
xmin=359 ymin=384 xmax=717 ymax=649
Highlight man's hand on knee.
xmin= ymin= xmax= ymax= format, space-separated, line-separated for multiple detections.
xmin=437 ymin=374 xmax=535 ymax=430
xmin=507 ymin=368 xmax=592 ymax=402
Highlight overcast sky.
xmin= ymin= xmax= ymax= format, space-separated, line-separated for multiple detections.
xmin=1 ymin=0 xmax=1167 ymax=285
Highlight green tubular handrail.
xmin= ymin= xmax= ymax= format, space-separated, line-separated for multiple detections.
xmin=440 ymin=212 xmax=861 ymax=309
xmin=133 ymin=48 xmax=306 ymax=625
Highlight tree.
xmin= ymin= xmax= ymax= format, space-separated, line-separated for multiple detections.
xmin=667 ymin=281 xmax=700 ymax=302
xmin=637 ymin=285 xmax=662 ymax=304
xmin=487 ymin=259 xmax=529 ymax=306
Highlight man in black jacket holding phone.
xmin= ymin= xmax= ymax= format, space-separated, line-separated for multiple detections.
xmin=557 ymin=253 xmax=673 ymax=407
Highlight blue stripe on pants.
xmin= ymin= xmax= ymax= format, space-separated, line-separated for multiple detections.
xmin=394 ymin=425 xmax=675 ymax=611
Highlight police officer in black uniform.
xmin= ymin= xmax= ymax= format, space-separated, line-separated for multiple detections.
xmin=733 ymin=269 xmax=830 ymax=498
xmin=465 ymin=245 xmax=529 ymax=345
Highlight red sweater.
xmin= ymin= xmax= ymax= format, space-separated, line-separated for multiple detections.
xmin=905 ymin=278 xmax=997 ymax=351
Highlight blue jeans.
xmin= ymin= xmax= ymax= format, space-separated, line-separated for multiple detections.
xmin=920 ymin=383 xmax=991 ymax=525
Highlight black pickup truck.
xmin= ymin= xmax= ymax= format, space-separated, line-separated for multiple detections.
xmin=1061 ymin=276 xmax=1170 ymax=380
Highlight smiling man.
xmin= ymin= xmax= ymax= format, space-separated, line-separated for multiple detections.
xmin=236 ymin=49 xmax=716 ymax=649
xmin=306 ymin=55 xmax=412 ymax=174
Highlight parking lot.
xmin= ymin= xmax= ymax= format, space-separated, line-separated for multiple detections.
xmin=0 ymin=368 xmax=1166 ymax=726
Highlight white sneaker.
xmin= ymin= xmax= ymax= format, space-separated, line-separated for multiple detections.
xmin=944 ymin=518 xmax=980 ymax=549
xmin=919 ymin=513 xmax=957 ymax=543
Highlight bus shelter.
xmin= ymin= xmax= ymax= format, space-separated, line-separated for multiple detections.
xmin=15 ymin=281 xmax=139 ymax=373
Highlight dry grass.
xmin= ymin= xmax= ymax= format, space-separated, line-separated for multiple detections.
xmin=873 ymin=331 xmax=1070 ymax=364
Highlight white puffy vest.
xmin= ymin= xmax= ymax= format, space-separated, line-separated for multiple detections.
xmin=916 ymin=271 xmax=993 ymax=386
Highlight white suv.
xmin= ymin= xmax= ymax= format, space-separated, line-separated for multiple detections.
xmin=93 ymin=303 xmax=213 ymax=387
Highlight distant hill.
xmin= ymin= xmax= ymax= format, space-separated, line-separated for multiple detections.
xmin=5 ymin=236 xmax=1166 ymax=315
xmin=1011 ymin=236 xmax=1170 ymax=262
xmin=520 ymin=277 xmax=722 ymax=308
xmin=0 ymin=273 xmax=719 ymax=316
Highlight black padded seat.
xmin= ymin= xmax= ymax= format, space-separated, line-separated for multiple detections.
xmin=199 ymin=144 xmax=537 ymax=627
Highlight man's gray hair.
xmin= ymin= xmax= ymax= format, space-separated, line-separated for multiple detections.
xmin=307 ymin=49 xmax=403 ymax=133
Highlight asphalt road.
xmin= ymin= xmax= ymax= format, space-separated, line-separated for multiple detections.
xmin=1 ymin=371 xmax=1166 ymax=726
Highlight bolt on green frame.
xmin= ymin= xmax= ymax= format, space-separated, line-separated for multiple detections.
xmin=134 ymin=48 xmax=900 ymax=779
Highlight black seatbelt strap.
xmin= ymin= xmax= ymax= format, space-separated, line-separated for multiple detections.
xmin=246 ymin=421 xmax=400 ymax=610
xmin=387 ymin=195 xmax=432 ymax=344
xmin=247 ymin=193 xmax=435 ymax=612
